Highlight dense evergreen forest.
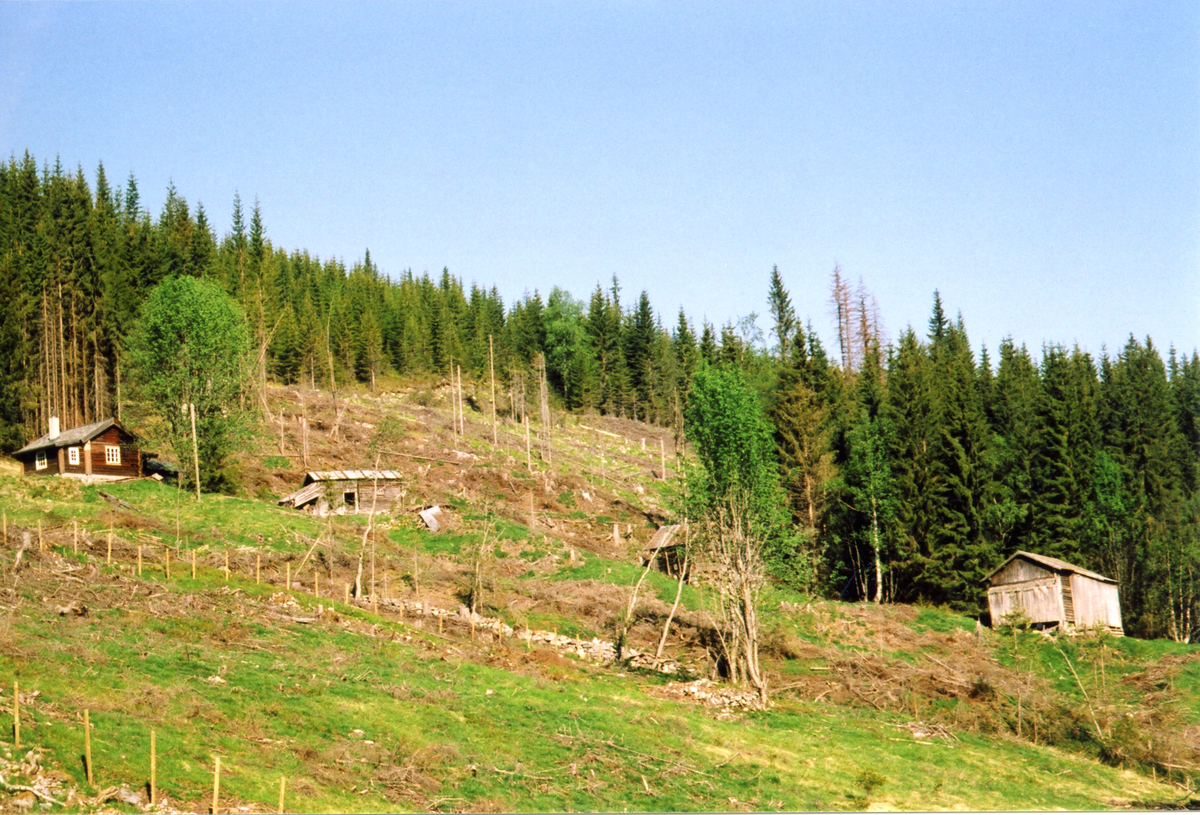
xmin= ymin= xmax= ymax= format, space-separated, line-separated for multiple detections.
xmin=2 ymin=152 xmax=1197 ymax=642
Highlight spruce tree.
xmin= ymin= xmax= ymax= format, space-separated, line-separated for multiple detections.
xmin=988 ymin=338 xmax=1040 ymax=554
xmin=921 ymin=315 xmax=994 ymax=610
xmin=767 ymin=265 xmax=796 ymax=361
xmin=883 ymin=328 xmax=937 ymax=603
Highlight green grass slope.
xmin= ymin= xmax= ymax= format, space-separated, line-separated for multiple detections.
xmin=0 ymin=475 xmax=1194 ymax=812
xmin=0 ymin=380 xmax=1197 ymax=812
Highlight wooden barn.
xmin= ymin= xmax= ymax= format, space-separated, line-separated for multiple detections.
xmin=984 ymin=551 xmax=1124 ymax=636
xmin=11 ymin=417 xmax=146 ymax=482
xmin=278 ymin=470 xmax=404 ymax=515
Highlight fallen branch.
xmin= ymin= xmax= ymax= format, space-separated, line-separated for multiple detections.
xmin=1054 ymin=644 xmax=1105 ymax=745
xmin=713 ymin=750 xmax=741 ymax=769
xmin=1 ymin=783 xmax=63 ymax=806
xmin=98 ymin=491 xmax=133 ymax=510
xmin=389 ymin=451 xmax=469 ymax=466
xmin=596 ymin=737 xmax=712 ymax=778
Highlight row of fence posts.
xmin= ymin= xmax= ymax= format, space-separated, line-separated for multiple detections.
xmin=9 ymin=682 xmax=287 ymax=813
xmin=0 ymin=510 xmax=405 ymax=813
xmin=1 ymin=510 xmax=404 ymax=612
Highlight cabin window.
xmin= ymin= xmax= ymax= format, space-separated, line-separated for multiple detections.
xmin=35 ymin=451 xmax=47 ymax=470
xmin=105 ymin=445 xmax=121 ymax=465
xmin=68 ymin=447 xmax=80 ymax=466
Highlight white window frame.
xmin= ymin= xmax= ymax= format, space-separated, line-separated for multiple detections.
xmin=105 ymin=445 xmax=121 ymax=466
xmin=34 ymin=451 xmax=47 ymax=471
xmin=68 ymin=446 xmax=80 ymax=466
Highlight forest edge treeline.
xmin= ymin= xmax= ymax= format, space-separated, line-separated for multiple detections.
xmin=1 ymin=151 xmax=1197 ymax=642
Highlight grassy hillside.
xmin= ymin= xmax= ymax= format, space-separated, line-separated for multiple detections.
xmin=0 ymin=381 xmax=1196 ymax=812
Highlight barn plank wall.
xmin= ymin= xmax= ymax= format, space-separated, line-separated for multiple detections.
xmin=992 ymin=559 xmax=1052 ymax=585
xmin=1068 ymin=574 xmax=1123 ymax=631
xmin=988 ymin=576 xmax=1063 ymax=624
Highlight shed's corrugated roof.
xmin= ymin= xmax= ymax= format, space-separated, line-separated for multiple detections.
xmin=984 ymin=550 xmax=1116 ymax=585
xmin=13 ymin=418 xmax=133 ymax=456
xmin=302 ymin=470 xmax=403 ymax=484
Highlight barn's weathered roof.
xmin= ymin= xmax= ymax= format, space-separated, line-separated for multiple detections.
xmin=13 ymin=418 xmax=135 ymax=457
xmin=984 ymin=550 xmax=1116 ymax=585
xmin=301 ymin=470 xmax=403 ymax=484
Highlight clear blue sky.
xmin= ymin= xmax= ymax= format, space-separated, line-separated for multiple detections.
xmin=3 ymin=1 xmax=1197 ymax=363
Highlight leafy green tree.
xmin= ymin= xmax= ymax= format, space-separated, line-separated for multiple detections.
xmin=126 ymin=276 xmax=252 ymax=492
xmin=543 ymin=287 xmax=594 ymax=409
xmin=683 ymin=363 xmax=792 ymax=702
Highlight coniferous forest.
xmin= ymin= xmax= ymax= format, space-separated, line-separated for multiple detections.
xmin=2 ymin=152 xmax=1198 ymax=642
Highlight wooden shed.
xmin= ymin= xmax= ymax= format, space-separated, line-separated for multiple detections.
xmin=278 ymin=470 xmax=404 ymax=515
xmin=11 ymin=417 xmax=145 ymax=482
xmin=984 ymin=551 xmax=1123 ymax=636
xmin=639 ymin=523 xmax=689 ymax=578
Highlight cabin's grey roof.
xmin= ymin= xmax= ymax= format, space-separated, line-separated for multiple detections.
xmin=302 ymin=470 xmax=403 ymax=484
xmin=984 ymin=550 xmax=1116 ymax=585
xmin=12 ymin=418 xmax=133 ymax=457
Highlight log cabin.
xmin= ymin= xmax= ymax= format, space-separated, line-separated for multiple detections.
xmin=984 ymin=551 xmax=1124 ymax=636
xmin=11 ymin=417 xmax=146 ymax=482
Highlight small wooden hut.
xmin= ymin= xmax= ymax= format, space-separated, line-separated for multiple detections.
xmin=984 ymin=551 xmax=1123 ymax=636
xmin=639 ymin=523 xmax=688 ymax=577
xmin=279 ymin=470 xmax=404 ymax=515
xmin=11 ymin=417 xmax=145 ymax=482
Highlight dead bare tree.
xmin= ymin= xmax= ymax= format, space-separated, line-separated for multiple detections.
xmin=467 ymin=513 xmax=497 ymax=616
xmin=695 ymin=490 xmax=768 ymax=705
xmin=536 ymin=353 xmax=552 ymax=465
xmin=354 ymin=460 xmax=382 ymax=598
xmin=656 ymin=521 xmax=689 ymax=660
xmin=829 ymin=265 xmax=857 ymax=374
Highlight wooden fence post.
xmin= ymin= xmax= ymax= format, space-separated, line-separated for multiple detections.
xmin=278 ymin=776 xmax=286 ymax=814
xmin=192 ymin=549 xmax=197 ymax=580
xmin=489 ymin=334 xmax=497 ymax=446
xmin=107 ymin=526 xmax=112 ymax=565
xmin=190 ymin=403 xmax=201 ymax=503
xmin=12 ymin=680 xmax=19 ymax=749
xmin=256 ymin=553 xmax=261 ymax=584
xmin=138 ymin=546 xmax=143 ymax=577
xmin=84 ymin=709 xmax=93 ymax=785
xmin=212 ymin=755 xmax=220 ymax=814
xmin=150 ymin=730 xmax=157 ymax=807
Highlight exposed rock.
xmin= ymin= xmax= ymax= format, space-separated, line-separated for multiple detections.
xmin=8 ymin=791 xmax=36 ymax=811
